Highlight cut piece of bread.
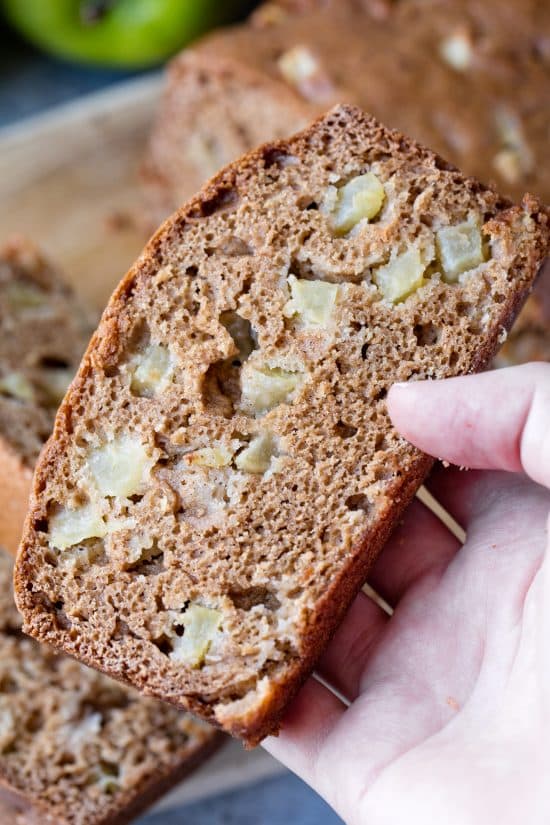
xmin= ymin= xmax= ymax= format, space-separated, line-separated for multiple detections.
xmin=0 ymin=239 xmax=95 ymax=555
xmin=16 ymin=106 xmax=550 ymax=746
xmin=144 ymin=0 xmax=550 ymax=222
xmin=0 ymin=550 xmax=221 ymax=825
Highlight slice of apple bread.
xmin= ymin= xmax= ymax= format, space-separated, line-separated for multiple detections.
xmin=0 ymin=239 xmax=96 ymax=555
xmin=15 ymin=106 xmax=550 ymax=746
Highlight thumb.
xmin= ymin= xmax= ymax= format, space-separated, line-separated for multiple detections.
xmin=388 ymin=363 xmax=550 ymax=490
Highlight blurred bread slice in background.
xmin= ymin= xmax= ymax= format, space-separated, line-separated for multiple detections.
xmin=0 ymin=550 xmax=221 ymax=825
xmin=0 ymin=238 xmax=95 ymax=555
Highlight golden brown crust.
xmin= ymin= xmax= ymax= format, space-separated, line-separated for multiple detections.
xmin=15 ymin=105 xmax=550 ymax=746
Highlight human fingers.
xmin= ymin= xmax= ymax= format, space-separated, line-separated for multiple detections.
xmin=367 ymin=497 xmax=461 ymax=606
xmin=388 ymin=363 xmax=550 ymax=490
xmin=262 ymin=676 xmax=345 ymax=791
xmin=423 ymin=464 xmax=505 ymax=530
xmin=315 ymin=494 xmax=460 ymax=701
xmin=315 ymin=590 xmax=388 ymax=702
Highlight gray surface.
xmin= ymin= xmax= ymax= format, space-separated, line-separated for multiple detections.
xmin=0 ymin=39 xmax=342 ymax=825
xmin=139 ymin=773 xmax=341 ymax=825
xmin=0 ymin=37 xmax=139 ymax=126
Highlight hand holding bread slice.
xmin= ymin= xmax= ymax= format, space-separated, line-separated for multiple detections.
xmin=15 ymin=106 xmax=550 ymax=746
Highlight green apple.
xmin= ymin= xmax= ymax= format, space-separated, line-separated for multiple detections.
xmin=2 ymin=0 xmax=255 ymax=68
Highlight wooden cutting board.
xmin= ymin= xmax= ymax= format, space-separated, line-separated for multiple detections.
xmin=0 ymin=74 xmax=162 ymax=309
xmin=0 ymin=73 xmax=285 ymax=814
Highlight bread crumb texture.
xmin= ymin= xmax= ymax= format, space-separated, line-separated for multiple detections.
xmin=0 ymin=552 xmax=217 ymax=825
xmin=16 ymin=106 xmax=550 ymax=745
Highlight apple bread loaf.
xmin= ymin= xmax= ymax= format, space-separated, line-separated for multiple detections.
xmin=0 ymin=551 xmax=220 ymax=825
xmin=0 ymin=239 xmax=96 ymax=555
xmin=15 ymin=106 xmax=550 ymax=746
xmin=144 ymin=0 xmax=550 ymax=223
